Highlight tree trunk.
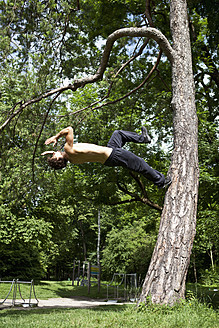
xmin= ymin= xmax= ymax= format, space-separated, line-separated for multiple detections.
xmin=139 ymin=0 xmax=199 ymax=305
xmin=79 ymin=221 xmax=87 ymax=261
xmin=97 ymin=208 xmax=101 ymax=293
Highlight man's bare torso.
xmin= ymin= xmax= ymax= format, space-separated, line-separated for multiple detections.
xmin=64 ymin=143 xmax=112 ymax=164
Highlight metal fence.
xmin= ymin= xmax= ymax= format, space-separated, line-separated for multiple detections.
xmin=0 ymin=279 xmax=38 ymax=307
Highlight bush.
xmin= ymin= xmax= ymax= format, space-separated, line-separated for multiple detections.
xmin=101 ymin=221 xmax=156 ymax=279
xmin=200 ymin=267 xmax=219 ymax=286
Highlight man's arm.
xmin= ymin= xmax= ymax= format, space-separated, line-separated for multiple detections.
xmin=41 ymin=150 xmax=55 ymax=156
xmin=45 ymin=126 xmax=74 ymax=147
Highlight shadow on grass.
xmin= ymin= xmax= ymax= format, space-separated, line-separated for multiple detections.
xmin=34 ymin=281 xmax=108 ymax=299
xmin=56 ymin=288 xmax=107 ymax=299
xmin=0 ymin=304 xmax=131 ymax=317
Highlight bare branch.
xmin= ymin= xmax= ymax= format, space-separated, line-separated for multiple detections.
xmin=0 ymin=85 xmax=73 ymax=132
xmin=31 ymin=91 xmax=62 ymax=182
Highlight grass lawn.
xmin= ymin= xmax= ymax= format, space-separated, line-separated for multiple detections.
xmin=0 ymin=281 xmax=218 ymax=328
xmin=0 ymin=302 xmax=218 ymax=328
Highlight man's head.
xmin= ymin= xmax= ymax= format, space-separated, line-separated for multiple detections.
xmin=47 ymin=151 xmax=68 ymax=170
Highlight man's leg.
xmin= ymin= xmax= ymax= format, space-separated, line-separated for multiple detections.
xmin=105 ymin=148 xmax=165 ymax=187
xmin=107 ymin=129 xmax=149 ymax=148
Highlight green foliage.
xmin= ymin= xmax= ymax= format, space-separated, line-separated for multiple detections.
xmin=101 ymin=220 xmax=157 ymax=278
xmin=200 ymin=268 xmax=219 ymax=286
xmin=137 ymin=296 xmax=218 ymax=328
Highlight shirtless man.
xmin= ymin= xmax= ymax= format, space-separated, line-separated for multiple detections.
xmin=41 ymin=126 xmax=171 ymax=188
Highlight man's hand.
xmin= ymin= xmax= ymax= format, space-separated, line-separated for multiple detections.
xmin=44 ymin=127 xmax=73 ymax=149
xmin=41 ymin=151 xmax=54 ymax=156
xmin=45 ymin=136 xmax=58 ymax=146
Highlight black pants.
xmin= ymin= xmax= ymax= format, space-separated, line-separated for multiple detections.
xmin=104 ymin=130 xmax=165 ymax=187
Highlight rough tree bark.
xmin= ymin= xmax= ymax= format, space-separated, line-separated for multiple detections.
xmin=139 ymin=0 xmax=199 ymax=305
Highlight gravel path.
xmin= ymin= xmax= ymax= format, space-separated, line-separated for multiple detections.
xmin=0 ymin=297 xmax=127 ymax=309
xmin=38 ymin=297 xmax=121 ymax=308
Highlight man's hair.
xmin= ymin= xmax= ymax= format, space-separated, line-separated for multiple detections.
xmin=47 ymin=157 xmax=68 ymax=170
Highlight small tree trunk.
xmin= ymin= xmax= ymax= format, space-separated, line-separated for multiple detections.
xmin=209 ymin=247 xmax=215 ymax=271
xmin=97 ymin=208 xmax=101 ymax=293
xmin=193 ymin=255 xmax=198 ymax=284
xmin=97 ymin=209 xmax=101 ymax=267
xmin=139 ymin=0 xmax=199 ymax=305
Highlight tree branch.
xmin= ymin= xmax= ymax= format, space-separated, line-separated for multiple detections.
xmin=0 ymin=26 xmax=174 ymax=133
xmin=145 ymin=0 xmax=154 ymax=27
xmin=0 ymin=85 xmax=73 ymax=132
xmin=117 ymin=178 xmax=162 ymax=212
xmin=129 ymin=171 xmax=148 ymax=198
xmin=75 ymin=71 xmax=158 ymax=127
xmin=31 ymin=91 xmax=62 ymax=182
xmin=64 ymin=49 xmax=162 ymax=121
xmin=58 ymin=39 xmax=150 ymax=120
xmin=107 ymin=199 xmax=139 ymax=206
xmin=129 ymin=172 xmax=163 ymax=211
xmin=79 ymin=27 xmax=174 ymax=86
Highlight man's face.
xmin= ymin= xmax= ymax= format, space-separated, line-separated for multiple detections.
xmin=52 ymin=151 xmax=63 ymax=160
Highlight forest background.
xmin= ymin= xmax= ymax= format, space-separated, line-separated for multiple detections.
xmin=0 ymin=0 xmax=218 ymax=285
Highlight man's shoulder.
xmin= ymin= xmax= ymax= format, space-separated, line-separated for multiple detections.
xmin=64 ymin=142 xmax=73 ymax=153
